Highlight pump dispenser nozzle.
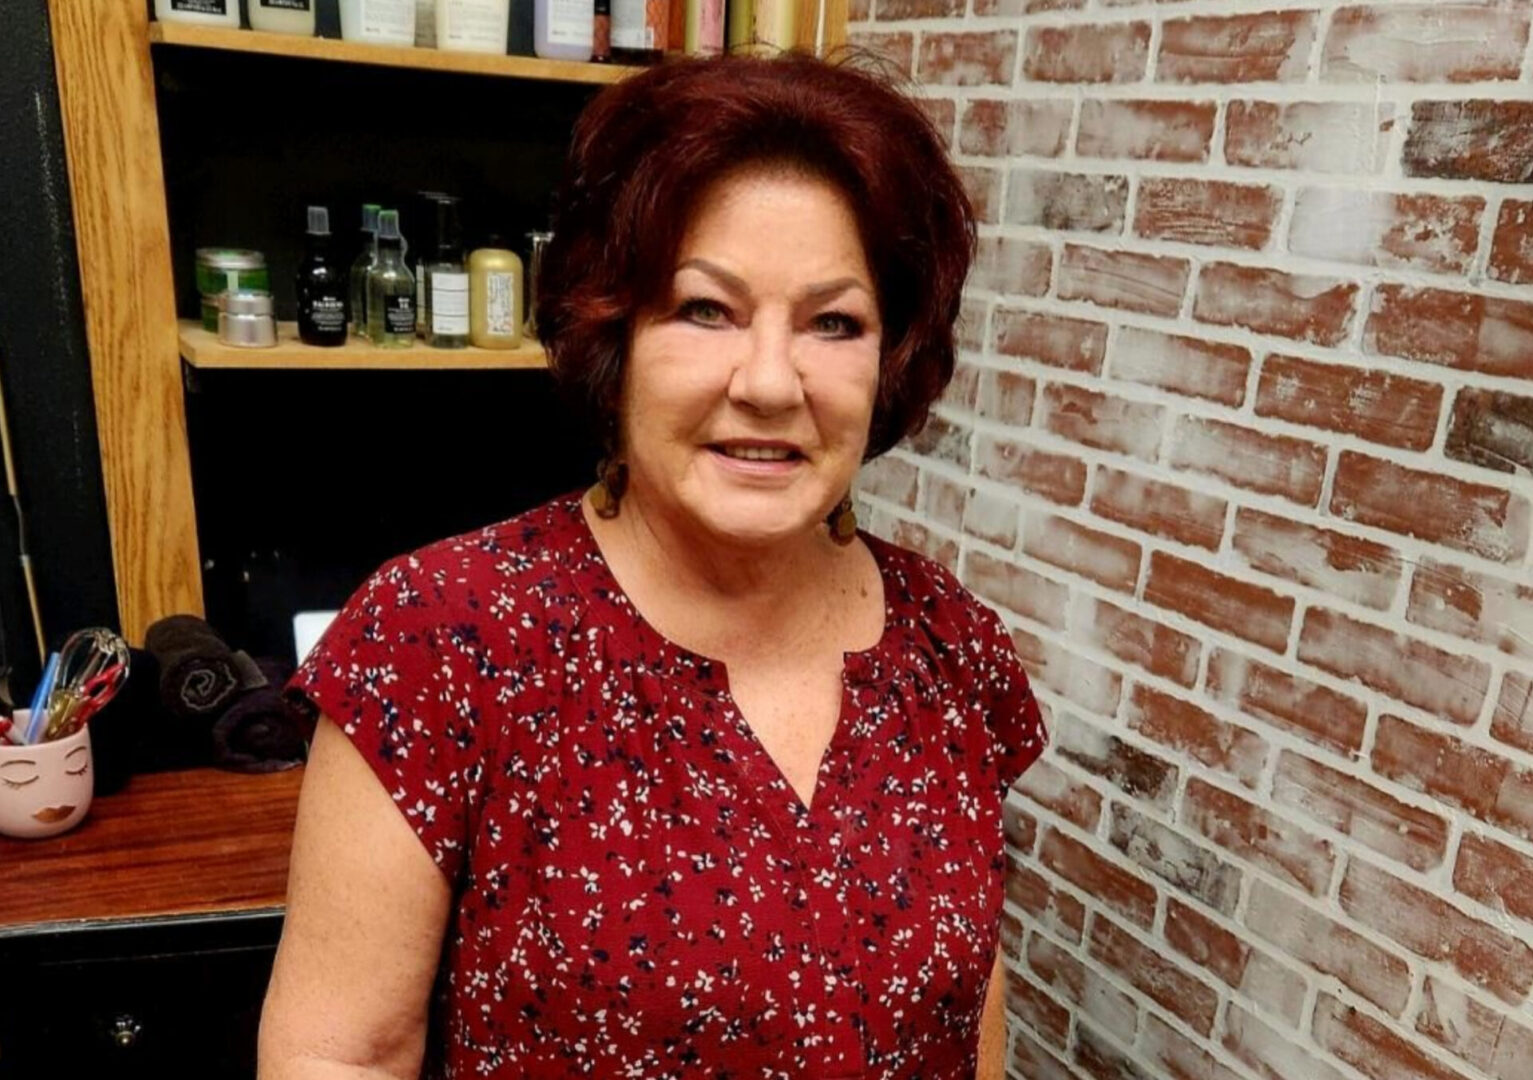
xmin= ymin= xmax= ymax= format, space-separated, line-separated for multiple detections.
xmin=376 ymin=210 xmax=403 ymax=242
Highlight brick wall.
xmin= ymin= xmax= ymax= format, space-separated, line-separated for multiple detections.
xmin=850 ymin=3 xmax=1533 ymax=1079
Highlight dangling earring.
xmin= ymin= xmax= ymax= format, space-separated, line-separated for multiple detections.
xmin=589 ymin=459 xmax=628 ymax=519
xmin=827 ymin=494 xmax=857 ymax=545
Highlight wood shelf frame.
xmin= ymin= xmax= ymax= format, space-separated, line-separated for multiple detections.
xmin=147 ymin=23 xmax=640 ymax=85
xmin=180 ymin=321 xmax=549 ymax=371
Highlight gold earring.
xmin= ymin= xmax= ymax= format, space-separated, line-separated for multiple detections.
xmin=827 ymin=495 xmax=857 ymax=545
xmin=589 ymin=459 xmax=628 ymax=519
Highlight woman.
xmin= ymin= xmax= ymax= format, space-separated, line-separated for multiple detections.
xmin=260 ymin=53 xmax=1046 ymax=1079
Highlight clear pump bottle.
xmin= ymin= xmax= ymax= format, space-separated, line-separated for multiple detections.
xmin=349 ymin=203 xmax=381 ymax=338
xmin=366 ymin=211 xmax=416 ymax=348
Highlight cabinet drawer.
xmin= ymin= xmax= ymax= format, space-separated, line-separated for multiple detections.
xmin=0 ymin=914 xmax=282 ymax=1080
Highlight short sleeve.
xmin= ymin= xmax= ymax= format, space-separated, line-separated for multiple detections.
xmin=973 ymin=603 xmax=1048 ymax=797
xmin=285 ymin=553 xmax=492 ymax=881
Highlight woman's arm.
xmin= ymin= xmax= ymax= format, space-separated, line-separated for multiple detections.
xmin=258 ymin=718 xmax=454 ymax=1080
xmin=976 ymin=951 xmax=1007 ymax=1080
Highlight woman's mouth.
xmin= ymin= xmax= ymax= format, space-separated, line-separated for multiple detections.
xmin=32 ymin=805 xmax=77 ymax=824
xmin=708 ymin=443 xmax=804 ymax=473
xmin=714 ymin=445 xmax=799 ymax=462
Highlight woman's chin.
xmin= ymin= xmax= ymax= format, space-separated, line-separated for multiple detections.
xmin=691 ymin=496 xmax=827 ymax=550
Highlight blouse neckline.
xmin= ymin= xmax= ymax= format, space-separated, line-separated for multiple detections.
xmin=559 ymin=493 xmax=914 ymax=697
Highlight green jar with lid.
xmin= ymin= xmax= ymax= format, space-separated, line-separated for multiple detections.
xmin=196 ymin=249 xmax=270 ymax=331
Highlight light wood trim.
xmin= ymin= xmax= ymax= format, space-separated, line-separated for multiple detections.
xmin=47 ymin=0 xmax=203 ymax=643
xmin=819 ymin=0 xmax=848 ymax=53
xmin=180 ymin=321 xmax=549 ymax=371
xmin=148 ymin=22 xmax=639 ymax=85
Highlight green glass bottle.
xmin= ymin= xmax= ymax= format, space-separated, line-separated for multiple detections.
xmin=366 ymin=210 xmax=415 ymax=348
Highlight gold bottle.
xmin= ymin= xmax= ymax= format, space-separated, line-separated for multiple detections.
xmin=468 ymin=245 xmax=524 ymax=350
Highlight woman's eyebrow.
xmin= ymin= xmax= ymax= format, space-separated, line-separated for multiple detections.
xmin=800 ymin=278 xmax=872 ymax=305
xmin=66 ymin=746 xmax=88 ymax=759
xmin=675 ymin=258 xmax=748 ymax=294
xmin=676 ymin=259 xmax=873 ymax=303
xmin=0 ymin=759 xmax=37 ymax=770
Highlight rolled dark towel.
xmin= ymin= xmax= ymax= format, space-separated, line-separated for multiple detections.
xmin=211 ymin=657 xmax=308 ymax=774
xmin=144 ymin=614 xmax=244 ymax=719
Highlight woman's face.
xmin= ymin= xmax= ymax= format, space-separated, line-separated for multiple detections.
xmin=620 ymin=168 xmax=882 ymax=550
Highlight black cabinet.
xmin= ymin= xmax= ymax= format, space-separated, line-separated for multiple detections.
xmin=0 ymin=911 xmax=283 ymax=1079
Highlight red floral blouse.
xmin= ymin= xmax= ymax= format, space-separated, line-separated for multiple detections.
xmin=289 ymin=493 xmax=1046 ymax=1079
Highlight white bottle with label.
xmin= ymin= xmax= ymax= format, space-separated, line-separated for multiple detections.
xmin=437 ymin=0 xmax=510 ymax=53
xmin=249 ymin=0 xmax=317 ymax=35
xmin=534 ymin=0 xmax=594 ymax=60
xmin=339 ymin=0 xmax=418 ymax=46
xmin=153 ymin=0 xmax=240 ymax=27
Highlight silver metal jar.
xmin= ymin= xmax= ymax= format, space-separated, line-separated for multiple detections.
xmin=217 ymin=290 xmax=277 ymax=348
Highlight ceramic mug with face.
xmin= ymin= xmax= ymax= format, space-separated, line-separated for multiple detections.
xmin=0 ymin=711 xmax=94 ymax=839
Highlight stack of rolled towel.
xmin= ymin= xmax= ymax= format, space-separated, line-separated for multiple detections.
xmin=142 ymin=615 xmax=311 ymax=774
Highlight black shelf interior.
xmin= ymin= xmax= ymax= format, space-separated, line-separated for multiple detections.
xmin=156 ymin=43 xmax=603 ymax=661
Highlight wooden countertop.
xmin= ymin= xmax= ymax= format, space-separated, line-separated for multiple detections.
xmin=0 ymin=766 xmax=304 ymax=936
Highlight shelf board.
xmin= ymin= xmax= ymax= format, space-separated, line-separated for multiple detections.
xmin=148 ymin=22 xmax=637 ymax=86
xmin=179 ymin=320 xmax=549 ymax=370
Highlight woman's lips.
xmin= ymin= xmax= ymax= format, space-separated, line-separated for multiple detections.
xmin=32 ymin=805 xmax=76 ymax=824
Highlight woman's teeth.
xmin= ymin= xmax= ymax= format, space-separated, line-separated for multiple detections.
xmin=719 ymin=446 xmax=794 ymax=461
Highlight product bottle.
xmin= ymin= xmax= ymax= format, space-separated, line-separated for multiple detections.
xmin=296 ymin=206 xmax=348 ymax=347
xmin=339 ymin=0 xmax=417 ymax=45
xmin=684 ymin=0 xmax=724 ymax=54
xmin=437 ymin=0 xmax=512 ymax=53
xmin=416 ymin=0 xmax=438 ymax=46
xmin=367 ymin=211 xmax=416 ymax=348
xmin=592 ymin=0 xmax=611 ymax=61
xmin=750 ymin=0 xmax=795 ymax=50
xmin=469 ymin=242 xmax=524 ymax=350
xmin=525 ymin=230 xmax=553 ymax=339
xmin=412 ymin=191 xmax=447 ymax=337
xmin=249 ymin=0 xmax=317 ymax=35
xmin=153 ymin=0 xmax=241 ymax=28
xmin=425 ymin=198 xmax=469 ymax=349
xmin=612 ymin=0 xmax=665 ymax=61
xmin=534 ymin=0 xmax=594 ymax=60
xmin=725 ymin=0 xmax=753 ymax=51
xmin=349 ymin=203 xmax=382 ymax=338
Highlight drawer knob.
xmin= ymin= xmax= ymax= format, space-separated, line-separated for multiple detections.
xmin=111 ymin=1015 xmax=142 ymax=1049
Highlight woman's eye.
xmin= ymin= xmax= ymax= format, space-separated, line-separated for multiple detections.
xmin=678 ymin=299 xmax=730 ymax=327
xmin=1 ymin=776 xmax=37 ymax=789
xmin=810 ymin=312 xmax=864 ymax=339
xmin=65 ymin=764 xmax=89 ymax=776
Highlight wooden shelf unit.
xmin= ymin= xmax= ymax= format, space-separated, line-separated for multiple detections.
xmin=48 ymin=1 xmax=849 ymax=644
xmin=180 ymin=321 xmax=549 ymax=371
xmin=147 ymin=22 xmax=639 ymax=86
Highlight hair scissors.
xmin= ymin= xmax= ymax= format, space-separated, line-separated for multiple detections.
xmin=40 ymin=628 xmax=131 ymax=742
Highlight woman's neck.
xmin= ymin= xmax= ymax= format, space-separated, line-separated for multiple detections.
xmin=583 ymin=486 xmax=859 ymax=659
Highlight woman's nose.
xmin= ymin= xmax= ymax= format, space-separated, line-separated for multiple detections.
xmin=728 ymin=317 xmax=804 ymax=414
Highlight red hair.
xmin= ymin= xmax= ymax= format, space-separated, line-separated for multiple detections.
xmin=537 ymin=51 xmax=976 ymax=458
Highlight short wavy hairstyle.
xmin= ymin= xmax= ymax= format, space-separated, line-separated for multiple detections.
xmin=536 ymin=51 xmax=977 ymax=460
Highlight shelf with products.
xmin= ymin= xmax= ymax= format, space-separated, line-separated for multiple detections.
xmin=179 ymin=321 xmax=549 ymax=371
xmin=148 ymin=22 xmax=639 ymax=85
xmin=48 ymin=0 xmax=849 ymax=645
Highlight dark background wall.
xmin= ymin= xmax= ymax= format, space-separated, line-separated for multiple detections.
xmin=0 ymin=0 xmax=120 ymax=698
